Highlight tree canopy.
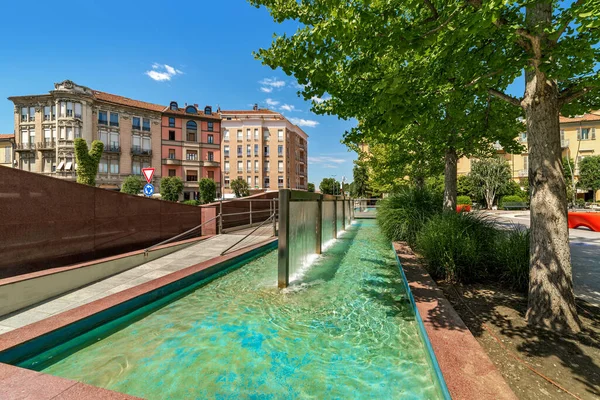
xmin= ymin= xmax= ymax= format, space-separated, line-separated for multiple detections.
xmin=319 ymin=178 xmax=341 ymax=195
xmin=231 ymin=178 xmax=250 ymax=198
xmin=121 ymin=175 xmax=143 ymax=195
xmin=199 ymin=178 xmax=217 ymax=204
xmin=74 ymin=138 xmax=103 ymax=186
xmin=160 ymin=177 xmax=184 ymax=202
xmin=579 ymin=156 xmax=600 ymax=202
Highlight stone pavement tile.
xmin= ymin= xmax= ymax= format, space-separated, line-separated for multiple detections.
xmin=27 ymin=299 xmax=74 ymax=315
xmin=142 ymin=270 xmax=173 ymax=279
xmin=0 ymin=310 xmax=52 ymax=328
xmin=59 ymin=288 xmax=103 ymax=303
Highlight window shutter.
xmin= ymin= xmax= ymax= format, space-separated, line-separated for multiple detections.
xmin=577 ymin=128 xmax=581 ymax=140
xmin=592 ymin=127 xmax=596 ymax=140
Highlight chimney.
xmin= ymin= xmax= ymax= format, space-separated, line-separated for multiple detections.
xmin=253 ymin=103 xmax=258 ymax=111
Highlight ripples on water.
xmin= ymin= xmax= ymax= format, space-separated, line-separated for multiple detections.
xmin=28 ymin=220 xmax=443 ymax=399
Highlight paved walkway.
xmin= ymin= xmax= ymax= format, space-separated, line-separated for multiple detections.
xmin=0 ymin=228 xmax=274 ymax=334
xmin=488 ymin=211 xmax=600 ymax=306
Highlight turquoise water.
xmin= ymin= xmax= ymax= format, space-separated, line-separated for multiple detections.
xmin=22 ymin=220 xmax=443 ymax=399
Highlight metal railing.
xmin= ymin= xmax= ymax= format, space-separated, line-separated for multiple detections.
xmin=220 ymin=210 xmax=277 ymax=255
xmin=144 ymin=214 xmax=221 ymax=256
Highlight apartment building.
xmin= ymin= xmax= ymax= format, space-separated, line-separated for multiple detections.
xmin=0 ymin=134 xmax=14 ymax=167
xmin=220 ymin=106 xmax=308 ymax=195
xmin=8 ymin=80 xmax=162 ymax=189
xmin=458 ymin=111 xmax=600 ymax=200
xmin=161 ymin=101 xmax=221 ymax=200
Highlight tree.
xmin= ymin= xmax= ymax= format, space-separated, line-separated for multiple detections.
xmin=352 ymin=163 xmax=370 ymax=198
xmin=579 ymin=156 xmax=600 ymax=203
xmin=198 ymin=178 xmax=217 ymax=204
xmin=457 ymin=175 xmax=475 ymax=198
xmin=469 ymin=158 xmax=511 ymax=210
xmin=160 ymin=176 xmax=183 ymax=202
xmin=319 ymin=178 xmax=340 ymax=195
xmin=74 ymin=138 xmax=103 ymax=186
xmin=562 ymin=156 xmax=576 ymax=205
xmin=307 ymin=182 xmax=315 ymax=192
xmin=250 ymin=0 xmax=600 ymax=332
xmin=121 ymin=175 xmax=143 ymax=195
xmin=230 ymin=178 xmax=249 ymax=198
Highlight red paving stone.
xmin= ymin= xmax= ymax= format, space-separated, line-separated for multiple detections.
xmin=394 ymin=242 xmax=517 ymax=400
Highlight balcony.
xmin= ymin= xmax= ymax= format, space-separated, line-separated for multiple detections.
xmin=204 ymin=160 xmax=220 ymax=167
xmin=224 ymin=152 xmax=230 ymax=158
xmin=132 ymin=124 xmax=142 ymax=131
xmin=561 ymin=139 xmax=570 ymax=148
xmin=162 ymin=158 xmax=182 ymax=165
xmin=15 ymin=143 xmax=35 ymax=151
xmin=142 ymin=126 xmax=151 ymax=132
xmin=98 ymin=120 xmax=108 ymax=126
xmin=518 ymin=169 xmax=528 ymax=177
xmin=131 ymin=146 xmax=152 ymax=156
xmin=110 ymin=121 xmax=119 ymax=127
xmin=37 ymin=140 xmax=56 ymax=150
xmin=104 ymin=144 xmax=121 ymax=153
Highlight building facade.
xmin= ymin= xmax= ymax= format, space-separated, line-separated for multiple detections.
xmin=458 ymin=111 xmax=600 ymax=200
xmin=161 ymin=101 xmax=221 ymax=200
xmin=0 ymin=134 xmax=14 ymax=168
xmin=220 ymin=107 xmax=308 ymax=195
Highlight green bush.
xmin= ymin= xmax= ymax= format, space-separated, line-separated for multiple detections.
xmin=494 ymin=227 xmax=530 ymax=292
xmin=182 ymin=200 xmax=200 ymax=206
xmin=499 ymin=195 xmax=524 ymax=208
xmin=160 ymin=176 xmax=184 ymax=202
xmin=198 ymin=178 xmax=217 ymax=204
xmin=121 ymin=175 xmax=144 ymax=195
xmin=416 ymin=212 xmax=497 ymax=283
xmin=377 ymin=187 xmax=442 ymax=246
xmin=457 ymin=196 xmax=472 ymax=205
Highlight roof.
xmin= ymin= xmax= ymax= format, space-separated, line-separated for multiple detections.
xmin=92 ymin=91 xmax=165 ymax=113
xmin=0 ymin=134 xmax=14 ymax=140
xmin=163 ymin=106 xmax=221 ymax=120
xmin=560 ymin=112 xmax=600 ymax=123
xmin=220 ymin=109 xmax=281 ymax=115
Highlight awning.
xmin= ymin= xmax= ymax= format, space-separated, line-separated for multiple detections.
xmin=65 ymin=162 xmax=72 ymax=171
xmin=56 ymin=161 xmax=65 ymax=171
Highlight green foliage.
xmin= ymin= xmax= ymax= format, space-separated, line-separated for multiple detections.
xmin=74 ymin=138 xmax=103 ymax=186
xmin=499 ymin=195 xmax=525 ymax=208
xmin=495 ymin=228 xmax=530 ymax=293
xmin=182 ymin=200 xmax=200 ymax=206
xmin=457 ymin=196 xmax=472 ymax=205
xmin=416 ymin=213 xmax=498 ymax=283
xmin=469 ymin=158 xmax=512 ymax=209
xmin=457 ymin=175 xmax=475 ymax=197
xmin=500 ymin=180 xmax=528 ymax=200
xmin=160 ymin=176 xmax=184 ymax=202
xmin=352 ymin=163 xmax=370 ymax=197
xmin=319 ymin=178 xmax=341 ymax=195
xmin=198 ymin=178 xmax=217 ymax=204
xmin=376 ymin=187 xmax=443 ymax=246
xmin=578 ymin=156 xmax=600 ymax=201
xmin=425 ymin=175 xmax=445 ymax=197
xmin=307 ymin=182 xmax=315 ymax=192
xmin=231 ymin=178 xmax=250 ymax=198
xmin=120 ymin=175 xmax=143 ymax=195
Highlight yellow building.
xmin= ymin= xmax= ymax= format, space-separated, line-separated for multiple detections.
xmin=0 ymin=134 xmax=14 ymax=168
xmin=459 ymin=112 xmax=600 ymax=201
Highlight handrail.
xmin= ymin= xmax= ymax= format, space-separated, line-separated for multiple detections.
xmin=220 ymin=211 xmax=277 ymax=256
xmin=143 ymin=214 xmax=220 ymax=256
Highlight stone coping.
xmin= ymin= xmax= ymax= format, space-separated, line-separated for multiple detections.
xmin=394 ymin=242 xmax=517 ymax=400
xmin=0 ymin=238 xmax=277 ymax=399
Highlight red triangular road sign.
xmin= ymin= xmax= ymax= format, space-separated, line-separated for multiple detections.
xmin=142 ymin=168 xmax=155 ymax=183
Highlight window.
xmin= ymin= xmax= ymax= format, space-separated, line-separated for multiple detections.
xmin=254 ymin=129 xmax=259 ymax=141
xmin=247 ymin=176 xmax=252 ymax=186
xmin=521 ymin=132 xmax=527 ymax=142
xmin=224 ymin=176 xmax=230 ymax=187
xmin=224 ymin=145 xmax=230 ymax=157
xmin=169 ymin=169 xmax=176 ymax=177
xmin=60 ymin=102 xmax=66 ymax=117
xmin=21 ymin=107 xmax=27 ymax=122
xmin=247 ymin=129 xmax=251 ymax=141
xmin=142 ymin=137 xmax=151 ymax=152
xmin=186 ymin=121 xmax=197 ymax=141
xmin=170 ymin=101 xmax=178 ymax=111
xmin=186 ymin=170 xmax=198 ymax=181
xmin=264 ymin=161 xmax=269 ymax=171
xmin=264 ymin=130 xmax=270 ymax=141
xmin=278 ymin=176 xmax=284 ymax=187
xmin=99 ymin=131 xmax=108 ymax=145
xmin=581 ymin=128 xmax=590 ymax=140
xmin=255 ymin=176 xmax=259 ymax=187
xmin=109 ymin=132 xmax=119 ymax=149
xmin=132 ymin=161 xmax=141 ymax=175
xmin=264 ymin=145 xmax=270 ymax=156
xmin=75 ymin=127 xmax=81 ymax=139
xmin=278 ymin=130 xmax=283 ymax=141
xmin=207 ymin=122 xmax=214 ymax=132
xmin=208 ymin=170 xmax=215 ymax=180
xmin=110 ymin=112 xmax=119 ymax=127
xmin=187 ymin=151 xmax=198 ymax=160
xmin=224 ymin=161 xmax=230 ymax=173
xmin=247 ymin=160 xmax=251 ymax=172
xmin=99 ymin=157 xmax=108 ymax=173
xmin=247 ymin=145 xmax=251 ymax=156
xmin=524 ymin=155 xmax=529 ymax=171
xmin=169 ymin=130 xmax=175 ymax=140
xmin=51 ymin=127 xmax=56 ymax=140
xmin=204 ymin=106 xmax=212 ymax=115
xmin=208 ymin=151 xmax=214 ymax=161
xmin=224 ymin=129 xmax=230 ymax=141
xmin=66 ymin=127 xmax=73 ymax=140
xmin=43 ymin=157 xmax=54 ymax=172
xmin=169 ymin=149 xmax=176 ymax=159
xmin=98 ymin=111 xmax=107 ymax=125
xmin=44 ymin=106 xmax=51 ymax=121
xmin=143 ymin=118 xmax=150 ymax=131
xmin=208 ymin=134 xmax=214 ymax=144
xmin=66 ymin=102 xmax=73 ymax=117
xmin=59 ymin=127 xmax=65 ymax=140
xmin=278 ymin=145 xmax=283 ymax=156
xmin=132 ymin=134 xmax=141 ymax=152
xmin=132 ymin=117 xmax=141 ymax=130
xmin=265 ymin=177 xmax=270 ymax=188
xmin=237 ymin=145 xmax=242 ymax=157
xmin=51 ymin=105 xmax=56 ymax=120
xmin=237 ymin=130 xmax=242 ymax=141
xmin=169 ymin=117 xmax=175 ymax=127
xmin=74 ymin=103 xmax=82 ymax=118
xmin=254 ymin=160 xmax=259 ymax=172
xmin=185 ymin=105 xmax=197 ymax=114
xmin=237 ymin=161 xmax=243 ymax=172
xmin=278 ymin=160 xmax=284 ymax=172
xmin=110 ymin=159 xmax=119 ymax=174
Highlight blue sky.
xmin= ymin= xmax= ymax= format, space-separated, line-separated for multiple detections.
xmin=0 ymin=0 xmax=357 ymax=186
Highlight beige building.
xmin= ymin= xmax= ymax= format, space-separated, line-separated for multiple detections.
xmin=0 ymin=133 xmax=14 ymax=168
xmin=220 ymin=106 xmax=308 ymax=195
xmin=8 ymin=80 xmax=163 ymax=189
xmin=458 ymin=111 xmax=600 ymax=200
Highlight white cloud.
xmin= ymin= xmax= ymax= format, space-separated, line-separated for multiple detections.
xmin=308 ymin=156 xmax=346 ymax=165
xmin=260 ymin=77 xmax=286 ymax=88
xmin=265 ymin=98 xmax=280 ymax=107
xmin=145 ymin=63 xmax=183 ymax=81
xmin=289 ymin=117 xmax=319 ymax=128
xmin=260 ymin=87 xmax=273 ymax=93
xmin=280 ymin=104 xmax=297 ymax=112
xmin=311 ymin=95 xmax=330 ymax=104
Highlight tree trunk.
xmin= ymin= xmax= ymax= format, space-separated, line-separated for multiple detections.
xmin=443 ymin=147 xmax=457 ymax=211
xmin=524 ymin=2 xmax=580 ymax=333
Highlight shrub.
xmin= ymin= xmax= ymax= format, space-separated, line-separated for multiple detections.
xmin=182 ymin=200 xmax=200 ymax=206
xmin=74 ymin=138 xmax=104 ymax=186
xmin=121 ymin=175 xmax=144 ymax=195
xmin=457 ymin=196 xmax=472 ymax=205
xmin=499 ymin=195 xmax=524 ymax=208
xmin=377 ymin=187 xmax=442 ymax=246
xmin=493 ymin=226 xmax=530 ymax=292
xmin=198 ymin=178 xmax=217 ymax=204
xmin=416 ymin=212 xmax=497 ymax=283
xmin=160 ymin=176 xmax=184 ymax=202
xmin=231 ymin=178 xmax=250 ymax=198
